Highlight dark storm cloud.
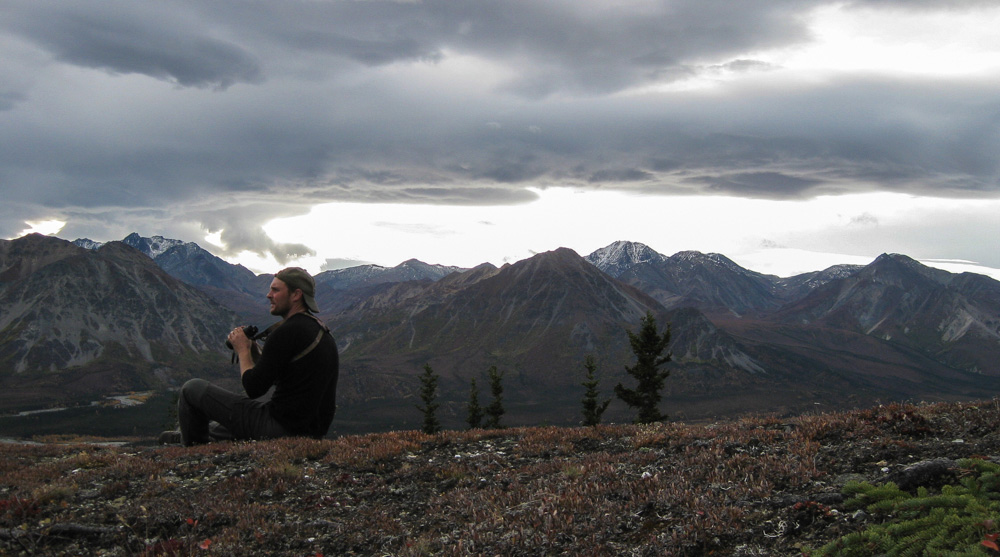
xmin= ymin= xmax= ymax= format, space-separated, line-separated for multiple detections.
xmin=850 ymin=0 xmax=996 ymax=8
xmin=588 ymin=169 xmax=655 ymax=183
xmin=393 ymin=187 xmax=539 ymax=205
xmin=0 ymin=91 xmax=25 ymax=111
xmin=437 ymin=0 xmax=810 ymax=96
xmin=584 ymin=76 xmax=1000 ymax=199
xmin=691 ymin=172 xmax=826 ymax=198
xmin=5 ymin=1 xmax=262 ymax=89
xmin=183 ymin=0 xmax=813 ymax=94
xmin=1 ymin=0 xmax=998 ymax=262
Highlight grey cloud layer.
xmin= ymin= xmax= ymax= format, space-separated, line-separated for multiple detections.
xmin=6 ymin=2 xmax=262 ymax=89
xmin=1 ymin=0 xmax=998 ymax=260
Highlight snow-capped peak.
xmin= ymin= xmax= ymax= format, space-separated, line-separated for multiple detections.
xmin=123 ymin=233 xmax=186 ymax=259
xmin=73 ymin=238 xmax=104 ymax=250
xmin=585 ymin=240 xmax=666 ymax=277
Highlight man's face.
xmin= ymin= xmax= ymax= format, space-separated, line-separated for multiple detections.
xmin=267 ymin=278 xmax=297 ymax=317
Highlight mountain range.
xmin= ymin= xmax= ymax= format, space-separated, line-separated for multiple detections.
xmin=1 ymin=233 xmax=999 ymax=433
xmin=0 ymin=234 xmax=238 ymax=411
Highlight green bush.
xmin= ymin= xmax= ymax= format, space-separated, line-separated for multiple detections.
xmin=813 ymin=459 xmax=1000 ymax=556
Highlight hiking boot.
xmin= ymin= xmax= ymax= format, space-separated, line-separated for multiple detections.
xmin=158 ymin=430 xmax=182 ymax=445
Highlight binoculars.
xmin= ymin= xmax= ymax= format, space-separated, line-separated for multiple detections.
xmin=225 ymin=325 xmax=259 ymax=350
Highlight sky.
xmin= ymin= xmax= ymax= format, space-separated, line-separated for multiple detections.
xmin=2 ymin=0 xmax=999 ymax=280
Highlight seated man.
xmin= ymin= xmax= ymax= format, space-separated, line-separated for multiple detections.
xmin=161 ymin=267 xmax=339 ymax=445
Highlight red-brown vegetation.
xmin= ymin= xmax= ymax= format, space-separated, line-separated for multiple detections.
xmin=3 ymin=399 xmax=1000 ymax=555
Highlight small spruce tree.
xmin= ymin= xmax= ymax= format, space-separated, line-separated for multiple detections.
xmin=466 ymin=377 xmax=484 ymax=429
xmin=614 ymin=311 xmax=672 ymax=424
xmin=415 ymin=363 xmax=441 ymax=434
xmin=484 ymin=365 xmax=505 ymax=429
xmin=581 ymin=354 xmax=610 ymax=426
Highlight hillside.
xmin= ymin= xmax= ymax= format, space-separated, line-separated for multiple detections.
xmin=327 ymin=246 xmax=1000 ymax=431
xmin=4 ymin=399 xmax=1000 ymax=555
xmin=0 ymin=235 xmax=239 ymax=411
xmin=327 ymin=247 xmax=674 ymax=429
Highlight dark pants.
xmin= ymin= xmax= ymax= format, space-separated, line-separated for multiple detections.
xmin=178 ymin=379 xmax=289 ymax=446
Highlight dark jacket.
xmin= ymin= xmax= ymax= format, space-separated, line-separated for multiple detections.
xmin=242 ymin=313 xmax=339 ymax=438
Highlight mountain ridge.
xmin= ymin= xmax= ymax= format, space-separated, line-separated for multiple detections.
xmin=586 ymin=241 xmax=784 ymax=315
xmin=1 ymin=234 xmax=239 ymax=411
xmin=5 ymin=232 xmax=999 ymax=432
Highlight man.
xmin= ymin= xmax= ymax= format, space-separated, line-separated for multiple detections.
xmin=160 ymin=267 xmax=339 ymax=445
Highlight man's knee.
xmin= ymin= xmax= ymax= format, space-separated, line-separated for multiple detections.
xmin=181 ymin=378 xmax=210 ymax=401
xmin=182 ymin=378 xmax=209 ymax=390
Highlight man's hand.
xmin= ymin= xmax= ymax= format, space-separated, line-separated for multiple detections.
xmin=227 ymin=328 xmax=255 ymax=375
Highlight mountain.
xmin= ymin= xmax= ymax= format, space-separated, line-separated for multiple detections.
xmin=6 ymin=233 xmax=1000 ymax=434
xmin=0 ymin=234 xmax=239 ymax=411
xmin=313 ymin=259 xmax=469 ymax=316
xmin=327 ymin=249 xmax=663 ymax=418
xmin=75 ymin=233 xmax=187 ymax=259
xmin=3 ymin=232 xmax=86 ymax=282
xmin=75 ymin=234 xmax=257 ymax=293
xmin=774 ymin=264 xmax=865 ymax=301
xmin=316 ymin=259 xmax=466 ymax=290
xmin=153 ymin=242 xmax=260 ymax=295
xmin=583 ymin=242 xmax=1000 ymax=419
xmin=585 ymin=240 xmax=666 ymax=277
xmin=332 ymin=248 xmax=660 ymax=358
xmin=586 ymin=241 xmax=784 ymax=315
xmin=325 ymin=247 xmax=782 ymax=429
xmin=153 ymin=242 xmax=272 ymax=323
xmin=121 ymin=232 xmax=186 ymax=259
xmin=70 ymin=238 xmax=103 ymax=251
xmin=76 ymin=233 xmax=468 ymax=322
xmin=76 ymin=234 xmax=270 ymax=321
xmin=766 ymin=253 xmax=1000 ymax=375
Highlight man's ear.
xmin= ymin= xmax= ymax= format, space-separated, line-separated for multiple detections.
xmin=290 ymin=289 xmax=304 ymax=304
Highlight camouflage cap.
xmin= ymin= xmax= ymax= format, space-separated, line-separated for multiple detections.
xmin=274 ymin=267 xmax=319 ymax=313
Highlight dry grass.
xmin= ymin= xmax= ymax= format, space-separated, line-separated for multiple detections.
xmin=3 ymin=399 xmax=1000 ymax=555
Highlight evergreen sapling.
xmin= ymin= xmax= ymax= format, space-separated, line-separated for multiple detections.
xmin=466 ymin=378 xmax=484 ymax=429
xmin=581 ymin=355 xmax=610 ymax=426
xmin=614 ymin=311 xmax=672 ymax=424
xmin=416 ymin=363 xmax=441 ymax=434
xmin=484 ymin=365 xmax=505 ymax=429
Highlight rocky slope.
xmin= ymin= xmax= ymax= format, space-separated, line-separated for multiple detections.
xmin=762 ymin=253 xmax=1000 ymax=377
xmin=0 ymin=235 xmax=238 ymax=410
xmin=327 ymin=247 xmax=675 ymax=427
xmin=586 ymin=240 xmax=783 ymax=314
